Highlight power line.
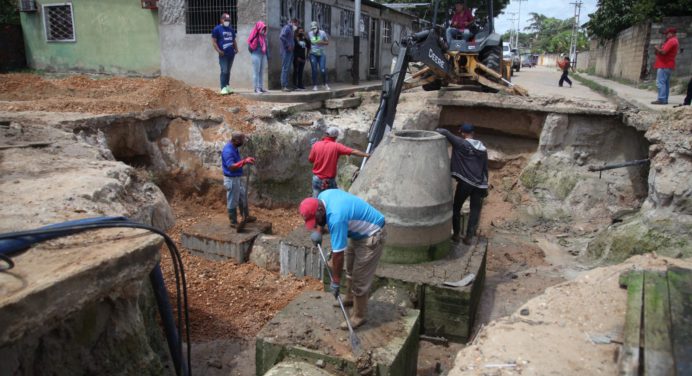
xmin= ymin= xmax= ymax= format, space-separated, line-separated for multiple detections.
xmin=514 ymin=0 xmax=527 ymax=48
xmin=569 ymin=0 xmax=583 ymax=67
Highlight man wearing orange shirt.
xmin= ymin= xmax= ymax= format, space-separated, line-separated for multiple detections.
xmin=651 ymin=27 xmax=679 ymax=105
xmin=308 ymin=127 xmax=369 ymax=197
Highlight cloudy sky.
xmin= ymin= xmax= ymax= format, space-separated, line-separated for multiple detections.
xmin=493 ymin=0 xmax=599 ymax=35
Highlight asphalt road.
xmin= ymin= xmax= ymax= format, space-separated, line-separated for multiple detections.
xmin=511 ymin=65 xmax=610 ymax=103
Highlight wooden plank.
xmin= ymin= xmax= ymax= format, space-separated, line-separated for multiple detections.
xmin=643 ymin=271 xmax=674 ymax=376
xmin=618 ymin=271 xmax=644 ymax=376
xmin=666 ymin=267 xmax=692 ymax=375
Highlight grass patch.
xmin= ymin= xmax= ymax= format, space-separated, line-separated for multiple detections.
xmin=572 ymin=72 xmax=616 ymax=97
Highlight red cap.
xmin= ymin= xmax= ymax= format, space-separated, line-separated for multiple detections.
xmin=662 ymin=27 xmax=676 ymax=34
xmin=299 ymin=198 xmax=319 ymax=230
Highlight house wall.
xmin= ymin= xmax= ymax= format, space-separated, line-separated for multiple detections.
xmin=160 ymin=0 xmax=414 ymax=90
xmin=20 ymin=0 xmax=160 ymax=75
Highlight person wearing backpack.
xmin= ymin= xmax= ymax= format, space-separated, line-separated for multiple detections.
xmin=248 ymin=21 xmax=268 ymax=94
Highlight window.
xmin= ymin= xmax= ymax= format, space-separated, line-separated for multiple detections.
xmin=311 ymin=2 xmax=331 ymax=35
xmin=281 ymin=0 xmax=304 ymax=27
xmin=185 ymin=0 xmax=237 ymax=34
xmin=340 ymin=9 xmax=354 ymax=37
xmin=383 ymin=21 xmax=391 ymax=44
xmin=361 ymin=14 xmax=369 ymax=40
xmin=43 ymin=4 xmax=75 ymax=42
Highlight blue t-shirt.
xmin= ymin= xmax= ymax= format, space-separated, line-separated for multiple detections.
xmin=212 ymin=24 xmax=236 ymax=56
xmin=221 ymin=142 xmax=242 ymax=177
xmin=318 ymin=189 xmax=385 ymax=253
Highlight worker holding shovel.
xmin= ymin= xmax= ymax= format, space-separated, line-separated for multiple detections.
xmin=299 ymin=189 xmax=386 ymax=330
xmin=221 ymin=132 xmax=257 ymax=228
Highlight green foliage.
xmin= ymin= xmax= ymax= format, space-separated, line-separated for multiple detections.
xmin=376 ymin=0 xmax=511 ymax=26
xmin=504 ymin=12 xmax=588 ymax=53
xmin=0 ymin=0 xmax=20 ymax=25
xmin=586 ymin=0 xmax=692 ymax=40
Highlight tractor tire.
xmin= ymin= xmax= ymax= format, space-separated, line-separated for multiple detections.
xmin=422 ymin=79 xmax=442 ymax=91
xmin=480 ymin=45 xmax=502 ymax=74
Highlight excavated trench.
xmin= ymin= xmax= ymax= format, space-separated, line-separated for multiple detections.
xmin=62 ymin=98 xmax=653 ymax=375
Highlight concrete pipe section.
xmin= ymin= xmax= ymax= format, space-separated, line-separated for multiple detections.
xmin=350 ymin=130 xmax=453 ymax=263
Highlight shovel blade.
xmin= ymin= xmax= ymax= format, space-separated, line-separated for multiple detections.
xmin=349 ymin=330 xmax=362 ymax=355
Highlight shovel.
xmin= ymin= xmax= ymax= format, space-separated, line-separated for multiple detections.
xmin=317 ymin=243 xmax=362 ymax=356
xmin=236 ymin=166 xmax=252 ymax=233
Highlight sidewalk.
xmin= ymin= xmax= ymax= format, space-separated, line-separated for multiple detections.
xmin=578 ymin=72 xmax=686 ymax=111
xmin=237 ymin=80 xmax=382 ymax=103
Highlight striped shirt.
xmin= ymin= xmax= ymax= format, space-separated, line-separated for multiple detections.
xmin=318 ymin=189 xmax=385 ymax=253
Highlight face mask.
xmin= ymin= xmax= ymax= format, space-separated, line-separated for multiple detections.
xmin=293 ymin=25 xmax=298 ymax=31
xmin=223 ymin=21 xmax=230 ymax=27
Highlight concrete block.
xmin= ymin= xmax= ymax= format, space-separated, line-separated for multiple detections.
xmin=250 ymin=234 xmax=281 ymax=272
xmin=255 ymin=291 xmax=420 ymax=376
xmin=279 ymin=227 xmax=332 ymax=279
xmin=264 ymin=360 xmax=334 ymax=375
xmin=181 ymin=217 xmax=271 ymax=263
xmin=324 ymin=97 xmax=362 ymax=110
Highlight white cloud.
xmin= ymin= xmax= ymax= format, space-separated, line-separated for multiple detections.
xmin=491 ymin=0 xmax=598 ymax=36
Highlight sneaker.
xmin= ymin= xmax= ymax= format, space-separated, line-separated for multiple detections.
xmin=324 ymin=84 xmax=331 ymax=91
xmin=260 ymin=88 xmax=267 ymax=93
xmin=313 ymin=86 xmax=318 ymax=91
xmin=282 ymin=87 xmax=292 ymax=92
xmin=569 ymin=83 xmax=573 ymax=88
xmin=220 ymin=87 xmax=230 ymax=95
xmin=226 ymin=86 xmax=234 ymax=94
xmin=254 ymin=88 xmax=262 ymax=94
xmin=650 ymin=100 xmax=667 ymax=105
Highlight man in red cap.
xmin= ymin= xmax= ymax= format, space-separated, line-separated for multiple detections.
xmin=299 ymin=189 xmax=385 ymax=329
xmin=652 ymin=27 xmax=679 ymax=105
xmin=308 ymin=126 xmax=370 ymax=197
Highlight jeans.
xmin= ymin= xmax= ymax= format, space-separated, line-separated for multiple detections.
xmin=452 ymin=179 xmax=486 ymax=238
xmin=251 ymin=50 xmax=265 ymax=90
xmin=224 ymin=176 xmax=247 ymax=213
xmin=281 ymin=50 xmax=293 ymax=88
xmin=309 ymin=54 xmax=327 ymax=86
xmin=312 ymin=175 xmax=337 ymax=198
xmin=218 ymin=54 xmax=235 ymax=89
xmin=656 ymin=68 xmax=672 ymax=103
xmin=293 ymin=58 xmax=306 ymax=88
xmin=559 ymin=70 xmax=572 ymax=87
xmin=445 ymin=28 xmax=470 ymax=45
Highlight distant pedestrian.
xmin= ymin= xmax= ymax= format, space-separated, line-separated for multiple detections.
xmin=436 ymin=124 xmax=488 ymax=245
xmin=211 ymin=13 xmax=238 ymax=95
xmin=293 ymin=27 xmax=311 ymax=91
xmin=651 ymin=27 xmax=679 ymax=105
xmin=222 ymin=132 xmax=256 ymax=228
xmin=280 ymin=18 xmax=299 ymax=92
xmin=309 ymin=127 xmax=370 ymax=197
xmin=558 ymin=56 xmax=573 ymax=88
xmin=308 ymin=21 xmax=330 ymax=91
xmin=248 ymin=21 xmax=268 ymax=94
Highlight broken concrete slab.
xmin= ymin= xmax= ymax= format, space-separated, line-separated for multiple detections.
xmin=181 ymin=216 xmax=271 ymax=262
xmin=325 ymin=97 xmax=362 ymax=110
xmin=250 ymin=234 xmax=281 ymax=272
xmin=279 ymin=227 xmax=332 ymax=279
xmin=372 ymin=238 xmax=488 ymax=342
xmin=256 ymin=291 xmax=420 ymax=376
xmin=264 ymin=360 xmax=335 ymax=376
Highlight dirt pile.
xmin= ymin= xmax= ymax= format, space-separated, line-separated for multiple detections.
xmin=450 ymin=253 xmax=692 ymax=375
xmin=0 ymin=73 xmax=254 ymax=133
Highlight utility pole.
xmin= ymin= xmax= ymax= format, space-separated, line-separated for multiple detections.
xmin=353 ymin=0 xmax=361 ymax=85
xmin=568 ymin=0 xmax=582 ymax=69
xmin=514 ymin=0 xmax=527 ymax=48
xmin=507 ymin=12 xmax=518 ymax=47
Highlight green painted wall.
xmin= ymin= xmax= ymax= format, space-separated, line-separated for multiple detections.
xmin=20 ymin=0 xmax=160 ymax=75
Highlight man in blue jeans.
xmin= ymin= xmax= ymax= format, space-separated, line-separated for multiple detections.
xmin=651 ymin=27 xmax=679 ymax=105
xmin=309 ymin=21 xmax=330 ymax=91
xmin=221 ymin=132 xmax=256 ymax=228
xmin=211 ymin=13 xmax=238 ymax=95
xmin=280 ymin=18 xmax=298 ymax=92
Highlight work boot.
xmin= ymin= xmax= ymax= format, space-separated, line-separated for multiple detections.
xmin=242 ymin=206 xmax=257 ymax=223
xmin=228 ymin=209 xmax=238 ymax=228
xmin=462 ymin=235 xmax=473 ymax=245
xmin=451 ymin=233 xmax=461 ymax=243
xmin=340 ymin=294 xmax=368 ymax=330
xmin=333 ymin=278 xmax=353 ymax=307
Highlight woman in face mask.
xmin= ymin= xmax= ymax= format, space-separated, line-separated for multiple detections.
xmin=293 ymin=27 xmax=311 ymax=91
xmin=247 ymin=21 xmax=269 ymax=94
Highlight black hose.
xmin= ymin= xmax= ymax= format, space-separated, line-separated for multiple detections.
xmin=0 ymin=220 xmax=191 ymax=376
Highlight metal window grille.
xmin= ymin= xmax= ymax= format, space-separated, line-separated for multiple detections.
xmin=361 ymin=14 xmax=369 ymax=40
xmin=185 ymin=0 xmax=237 ymax=35
xmin=340 ymin=9 xmax=354 ymax=37
xmin=383 ymin=20 xmax=391 ymax=44
xmin=43 ymin=4 xmax=75 ymax=42
xmin=311 ymin=2 xmax=331 ymax=35
xmin=19 ymin=0 xmax=37 ymax=12
xmin=280 ymin=0 xmax=304 ymax=26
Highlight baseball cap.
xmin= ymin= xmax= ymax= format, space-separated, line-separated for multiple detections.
xmin=325 ymin=126 xmax=339 ymax=138
xmin=459 ymin=123 xmax=475 ymax=133
xmin=662 ymin=27 xmax=676 ymax=34
xmin=311 ymin=21 xmax=318 ymax=31
xmin=299 ymin=198 xmax=319 ymax=230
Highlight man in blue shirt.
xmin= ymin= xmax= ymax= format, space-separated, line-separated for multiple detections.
xmin=299 ymin=189 xmax=386 ymax=329
xmin=222 ymin=132 xmax=255 ymax=227
xmin=212 ymin=13 xmax=238 ymax=95
xmin=279 ymin=18 xmax=298 ymax=92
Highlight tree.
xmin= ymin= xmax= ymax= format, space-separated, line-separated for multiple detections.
xmin=505 ymin=13 xmax=588 ymax=54
xmin=0 ymin=0 xmax=20 ymax=25
xmin=586 ymin=0 xmax=692 ymax=40
xmin=376 ymin=0 xmax=512 ymax=25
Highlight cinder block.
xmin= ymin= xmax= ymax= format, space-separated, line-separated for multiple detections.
xmin=181 ymin=217 xmax=271 ymax=263
xmin=279 ymin=227 xmax=332 ymax=278
xmin=256 ymin=291 xmax=420 ymax=376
